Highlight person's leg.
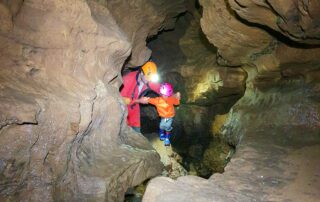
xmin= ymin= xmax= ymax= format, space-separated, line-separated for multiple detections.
xmin=131 ymin=126 xmax=141 ymax=133
xmin=163 ymin=118 xmax=173 ymax=146
xmin=159 ymin=129 xmax=165 ymax=140
xmin=159 ymin=118 xmax=166 ymax=140
xmin=164 ymin=131 xmax=171 ymax=146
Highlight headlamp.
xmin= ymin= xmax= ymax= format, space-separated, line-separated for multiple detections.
xmin=150 ymin=74 xmax=159 ymax=82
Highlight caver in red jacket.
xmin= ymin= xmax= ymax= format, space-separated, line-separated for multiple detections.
xmin=120 ymin=71 xmax=160 ymax=128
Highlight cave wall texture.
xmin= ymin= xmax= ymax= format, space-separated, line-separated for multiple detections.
xmin=143 ymin=0 xmax=320 ymax=201
xmin=199 ymin=0 xmax=320 ymax=143
xmin=0 ymin=0 xmax=187 ymax=201
xmin=199 ymin=0 xmax=320 ymax=145
xmin=1 ymin=0 xmax=320 ymax=201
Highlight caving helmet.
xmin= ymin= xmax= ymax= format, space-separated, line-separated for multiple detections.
xmin=141 ymin=61 xmax=159 ymax=82
xmin=160 ymin=82 xmax=173 ymax=97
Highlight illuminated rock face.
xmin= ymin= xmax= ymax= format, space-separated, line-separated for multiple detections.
xmin=147 ymin=12 xmax=246 ymax=176
xmin=143 ymin=0 xmax=320 ymax=201
xmin=199 ymin=0 xmax=320 ymax=91
xmin=1 ymin=0 xmax=319 ymax=201
xmin=144 ymin=46 xmax=320 ymax=202
xmin=0 ymin=0 xmax=186 ymax=201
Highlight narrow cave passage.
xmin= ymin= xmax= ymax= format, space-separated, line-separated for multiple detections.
xmin=138 ymin=11 xmax=241 ymax=179
xmin=124 ymin=9 xmax=244 ymax=202
xmin=125 ymin=1 xmax=320 ymax=202
xmin=116 ymin=6 xmax=242 ymax=200
xmin=1 ymin=0 xmax=320 ymax=202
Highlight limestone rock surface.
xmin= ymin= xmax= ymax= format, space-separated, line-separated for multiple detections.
xmin=0 ymin=0 xmax=192 ymax=201
xmin=144 ymin=0 xmax=320 ymax=201
xmin=143 ymin=70 xmax=320 ymax=202
xmin=105 ymin=0 xmax=187 ymax=66
xmin=228 ymin=0 xmax=320 ymax=44
xmin=200 ymin=0 xmax=320 ymax=71
xmin=199 ymin=0 xmax=272 ymax=66
xmin=199 ymin=0 xmax=320 ymax=91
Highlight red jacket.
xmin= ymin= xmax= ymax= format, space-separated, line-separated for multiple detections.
xmin=120 ymin=71 xmax=160 ymax=127
xmin=148 ymin=96 xmax=180 ymax=118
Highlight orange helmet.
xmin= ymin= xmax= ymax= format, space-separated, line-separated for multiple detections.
xmin=141 ymin=61 xmax=159 ymax=82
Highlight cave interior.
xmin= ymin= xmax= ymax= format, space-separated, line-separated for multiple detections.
xmin=0 ymin=0 xmax=320 ymax=201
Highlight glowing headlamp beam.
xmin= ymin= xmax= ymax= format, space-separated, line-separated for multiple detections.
xmin=150 ymin=74 xmax=159 ymax=82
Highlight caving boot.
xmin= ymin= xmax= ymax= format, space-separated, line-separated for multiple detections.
xmin=159 ymin=129 xmax=165 ymax=141
xmin=164 ymin=131 xmax=171 ymax=146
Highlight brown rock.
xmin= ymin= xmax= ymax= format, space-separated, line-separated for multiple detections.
xmin=144 ymin=133 xmax=187 ymax=179
xmin=143 ymin=84 xmax=320 ymax=202
xmin=229 ymin=0 xmax=320 ymax=44
xmin=251 ymin=43 xmax=320 ymax=89
xmin=143 ymin=1 xmax=320 ymax=201
xmin=199 ymin=0 xmax=272 ymax=66
xmin=105 ymin=0 xmax=187 ymax=66
xmin=0 ymin=0 xmax=169 ymax=201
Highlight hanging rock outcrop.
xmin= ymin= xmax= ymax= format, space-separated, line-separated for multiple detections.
xmin=228 ymin=0 xmax=320 ymax=44
xmin=199 ymin=0 xmax=272 ymax=66
xmin=0 ymin=0 xmax=186 ymax=201
xmin=104 ymin=0 xmax=187 ymax=66
xmin=197 ymin=0 xmax=320 ymax=107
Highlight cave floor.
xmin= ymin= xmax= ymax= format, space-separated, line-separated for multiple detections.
xmin=144 ymin=132 xmax=188 ymax=179
xmin=143 ymin=127 xmax=320 ymax=202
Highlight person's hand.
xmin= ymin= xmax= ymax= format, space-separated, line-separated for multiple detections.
xmin=123 ymin=97 xmax=131 ymax=105
xmin=139 ymin=97 xmax=150 ymax=104
xmin=133 ymin=97 xmax=149 ymax=104
xmin=175 ymin=92 xmax=181 ymax=99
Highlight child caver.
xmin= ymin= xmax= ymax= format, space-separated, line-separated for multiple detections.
xmin=135 ymin=82 xmax=180 ymax=146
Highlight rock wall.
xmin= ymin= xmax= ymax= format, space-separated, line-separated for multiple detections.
xmin=0 ymin=0 xmax=186 ymax=201
xmin=200 ymin=0 xmax=272 ymax=66
xmin=143 ymin=68 xmax=320 ymax=202
xmin=143 ymin=0 xmax=320 ymax=201
xmin=200 ymin=0 xmax=320 ymax=70
xmin=228 ymin=0 xmax=320 ymax=44
xmin=198 ymin=0 xmax=320 ymax=141
xmin=105 ymin=0 xmax=186 ymax=66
